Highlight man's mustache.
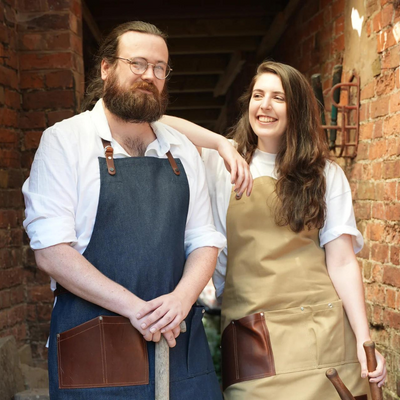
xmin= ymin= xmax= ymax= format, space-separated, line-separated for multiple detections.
xmin=130 ymin=81 xmax=158 ymax=96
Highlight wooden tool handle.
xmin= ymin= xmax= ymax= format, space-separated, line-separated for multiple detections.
xmin=363 ymin=341 xmax=383 ymax=400
xmin=326 ymin=368 xmax=356 ymax=400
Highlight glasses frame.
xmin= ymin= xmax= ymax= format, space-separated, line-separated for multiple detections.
xmin=113 ymin=57 xmax=172 ymax=80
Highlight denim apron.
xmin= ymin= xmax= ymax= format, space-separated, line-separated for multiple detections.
xmin=48 ymin=145 xmax=221 ymax=399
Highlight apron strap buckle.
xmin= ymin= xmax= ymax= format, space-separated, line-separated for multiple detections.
xmin=101 ymin=139 xmax=116 ymax=175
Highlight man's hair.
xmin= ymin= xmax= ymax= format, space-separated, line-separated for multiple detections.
xmin=230 ymin=61 xmax=329 ymax=233
xmin=81 ymin=21 xmax=168 ymax=111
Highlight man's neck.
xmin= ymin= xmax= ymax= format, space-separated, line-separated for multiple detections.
xmin=103 ymin=104 xmax=157 ymax=157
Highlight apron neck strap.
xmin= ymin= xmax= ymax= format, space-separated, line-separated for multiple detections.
xmin=101 ymin=139 xmax=180 ymax=176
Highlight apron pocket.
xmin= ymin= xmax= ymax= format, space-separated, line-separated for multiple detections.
xmin=221 ymin=312 xmax=275 ymax=391
xmin=187 ymin=306 xmax=214 ymax=377
xmin=313 ymin=299 xmax=345 ymax=366
xmin=57 ymin=315 xmax=149 ymax=389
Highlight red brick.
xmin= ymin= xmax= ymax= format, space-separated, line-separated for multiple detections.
xmin=46 ymin=70 xmax=73 ymax=89
xmin=359 ymin=102 xmax=370 ymax=122
xmin=16 ymin=0 xmax=47 ymax=11
xmin=384 ymin=182 xmax=397 ymax=201
xmin=332 ymin=34 xmax=345 ymax=54
xmin=383 ymin=160 xmax=400 ymax=179
xmin=370 ymin=97 xmax=390 ymax=118
xmin=381 ymin=4 xmax=394 ymax=28
xmin=0 ymin=107 xmax=18 ymax=127
xmin=19 ymin=52 xmax=74 ymax=71
xmin=386 ymin=287 xmax=397 ymax=308
xmin=366 ymin=0 xmax=379 ymax=18
xmin=367 ymin=222 xmax=385 ymax=241
xmin=387 ymin=137 xmax=400 ymax=157
xmin=71 ymin=32 xmax=82 ymax=55
xmin=372 ymin=202 xmax=386 ymax=220
xmin=335 ymin=15 xmax=344 ymax=36
xmin=369 ymin=140 xmax=386 ymax=160
xmin=377 ymin=29 xmax=396 ymax=53
xmin=373 ymin=119 xmax=383 ymax=139
xmin=0 ymin=149 xmax=19 ymax=168
xmin=371 ymin=162 xmax=382 ymax=180
xmin=366 ymin=284 xmax=386 ymax=303
xmin=308 ymin=12 xmax=324 ymax=36
xmin=396 ymin=67 xmax=400 ymax=88
xmin=4 ymin=88 xmax=20 ymax=109
xmin=19 ymin=111 xmax=46 ymax=129
xmin=23 ymin=90 xmax=74 ymax=110
xmin=20 ymin=72 xmax=45 ymax=90
xmin=48 ymin=0 xmax=72 ymax=11
xmin=0 ymin=65 xmax=18 ymax=88
xmin=384 ymin=309 xmax=400 ymax=329
xmin=356 ymin=142 xmax=369 ymax=160
xmin=0 ymin=128 xmax=18 ymax=144
xmin=27 ymin=285 xmax=52 ymax=302
xmin=373 ymin=11 xmax=383 ymax=33
xmin=19 ymin=13 xmax=70 ymax=31
xmin=375 ymin=71 xmax=395 ymax=96
xmin=37 ymin=303 xmax=52 ymax=321
xmin=354 ymin=202 xmax=372 ymax=220
xmin=386 ymin=204 xmax=400 ymax=221
xmin=358 ymin=241 xmax=370 ymax=260
xmin=47 ymin=109 xmax=74 ymax=126
xmin=361 ymin=81 xmax=375 ymax=100
xmin=371 ymin=243 xmax=389 ymax=263
xmin=389 ymin=92 xmax=400 ymax=113
xmin=8 ymin=304 xmax=26 ymax=326
xmin=383 ymin=113 xmax=400 ymax=137
xmin=332 ymin=0 xmax=345 ymax=19
xmin=391 ymin=246 xmax=400 ymax=265
xmin=0 ymin=268 xmax=24 ymax=290
xmin=381 ymin=48 xmax=400 ymax=69
xmin=19 ymin=32 xmax=72 ymax=51
xmin=24 ymin=131 xmax=42 ymax=150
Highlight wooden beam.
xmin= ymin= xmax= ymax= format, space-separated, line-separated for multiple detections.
xmin=82 ymin=0 xmax=102 ymax=44
xmin=214 ymin=51 xmax=246 ymax=97
xmin=169 ymin=36 xmax=260 ymax=55
xmin=256 ymin=0 xmax=302 ymax=60
xmin=168 ymin=75 xmax=219 ymax=93
xmin=171 ymin=54 xmax=228 ymax=75
xmin=168 ymin=93 xmax=225 ymax=110
xmin=215 ymin=106 xmax=228 ymax=134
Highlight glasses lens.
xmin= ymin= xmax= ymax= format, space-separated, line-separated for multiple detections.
xmin=129 ymin=59 xmax=147 ymax=75
xmin=154 ymin=64 xmax=171 ymax=79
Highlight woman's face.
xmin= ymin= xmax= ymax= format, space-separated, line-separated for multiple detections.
xmin=248 ymin=72 xmax=288 ymax=154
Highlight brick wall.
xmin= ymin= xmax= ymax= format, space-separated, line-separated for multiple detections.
xmin=0 ymin=0 xmax=83 ymax=367
xmin=272 ymin=0 xmax=400 ymax=399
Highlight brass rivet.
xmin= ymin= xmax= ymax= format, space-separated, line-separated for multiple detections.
xmin=110 ymin=168 xmax=115 ymax=172
xmin=300 ymin=307 xmax=304 ymax=311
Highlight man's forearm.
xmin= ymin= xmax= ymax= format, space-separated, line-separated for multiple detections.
xmin=35 ymin=243 xmax=145 ymax=327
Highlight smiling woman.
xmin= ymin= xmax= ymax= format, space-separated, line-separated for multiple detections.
xmin=161 ymin=60 xmax=387 ymax=400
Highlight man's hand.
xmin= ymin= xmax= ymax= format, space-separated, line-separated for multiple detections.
xmin=136 ymin=292 xmax=191 ymax=347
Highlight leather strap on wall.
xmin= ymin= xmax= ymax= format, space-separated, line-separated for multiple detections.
xmin=166 ymin=151 xmax=180 ymax=175
xmin=101 ymin=139 xmax=116 ymax=176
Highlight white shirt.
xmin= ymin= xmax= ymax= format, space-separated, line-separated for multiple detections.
xmin=202 ymin=146 xmax=364 ymax=297
xmin=23 ymin=99 xmax=226 ymax=290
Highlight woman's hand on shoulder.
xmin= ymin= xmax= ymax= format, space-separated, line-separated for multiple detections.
xmin=217 ymin=138 xmax=253 ymax=197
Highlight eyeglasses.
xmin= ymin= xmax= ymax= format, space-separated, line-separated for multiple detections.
xmin=113 ymin=57 xmax=172 ymax=80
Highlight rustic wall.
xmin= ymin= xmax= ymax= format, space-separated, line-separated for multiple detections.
xmin=0 ymin=0 xmax=83 ymax=367
xmin=272 ymin=0 xmax=400 ymax=399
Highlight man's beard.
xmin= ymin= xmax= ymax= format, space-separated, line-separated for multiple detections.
xmin=102 ymin=72 xmax=168 ymax=123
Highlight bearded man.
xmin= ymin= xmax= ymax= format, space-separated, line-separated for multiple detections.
xmin=22 ymin=21 xmax=225 ymax=400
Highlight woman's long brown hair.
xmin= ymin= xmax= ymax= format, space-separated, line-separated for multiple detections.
xmin=230 ymin=61 xmax=330 ymax=233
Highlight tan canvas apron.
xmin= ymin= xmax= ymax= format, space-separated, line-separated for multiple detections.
xmin=221 ymin=176 xmax=370 ymax=400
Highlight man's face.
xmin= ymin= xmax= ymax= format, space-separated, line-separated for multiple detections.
xmin=101 ymin=31 xmax=169 ymax=123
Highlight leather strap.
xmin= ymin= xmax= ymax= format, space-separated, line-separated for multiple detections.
xmin=101 ymin=139 xmax=116 ymax=175
xmin=54 ymin=284 xmax=69 ymax=297
xmin=166 ymin=151 xmax=180 ymax=175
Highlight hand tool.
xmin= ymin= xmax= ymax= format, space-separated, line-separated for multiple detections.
xmin=326 ymin=368 xmax=356 ymax=400
xmin=155 ymin=321 xmax=187 ymax=400
xmin=363 ymin=341 xmax=383 ymax=400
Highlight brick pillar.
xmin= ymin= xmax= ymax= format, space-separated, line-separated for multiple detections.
xmin=0 ymin=0 xmax=84 ymax=366
xmin=0 ymin=0 xmax=28 ymax=352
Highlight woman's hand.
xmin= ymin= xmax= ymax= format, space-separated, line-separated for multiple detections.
xmin=217 ymin=138 xmax=253 ymax=197
xmin=357 ymin=343 xmax=387 ymax=387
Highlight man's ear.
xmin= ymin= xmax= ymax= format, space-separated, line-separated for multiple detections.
xmin=101 ymin=59 xmax=111 ymax=81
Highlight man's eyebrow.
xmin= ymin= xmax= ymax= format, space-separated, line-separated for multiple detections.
xmin=128 ymin=56 xmax=168 ymax=65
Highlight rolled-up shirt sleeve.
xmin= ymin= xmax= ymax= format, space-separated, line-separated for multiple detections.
xmin=22 ymin=126 xmax=78 ymax=250
xmin=182 ymin=142 xmax=226 ymax=257
xmin=319 ymin=162 xmax=363 ymax=253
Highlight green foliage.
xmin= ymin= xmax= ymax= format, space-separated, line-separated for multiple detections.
xmin=203 ymin=313 xmax=222 ymax=382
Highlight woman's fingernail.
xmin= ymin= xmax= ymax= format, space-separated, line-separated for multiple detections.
xmin=141 ymin=323 xmax=146 ymax=329
xmin=150 ymin=327 xmax=156 ymax=333
xmin=136 ymin=313 xmax=141 ymax=318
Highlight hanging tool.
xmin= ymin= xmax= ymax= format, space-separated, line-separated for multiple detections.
xmin=329 ymin=64 xmax=343 ymax=150
xmin=311 ymin=73 xmax=328 ymax=142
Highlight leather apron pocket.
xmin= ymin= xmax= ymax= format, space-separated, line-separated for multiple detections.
xmin=221 ymin=312 xmax=275 ymax=391
xmin=57 ymin=316 xmax=149 ymax=389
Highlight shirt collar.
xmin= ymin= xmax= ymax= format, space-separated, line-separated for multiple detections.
xmin=90 ymin=99 xmax=182 ymax=157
